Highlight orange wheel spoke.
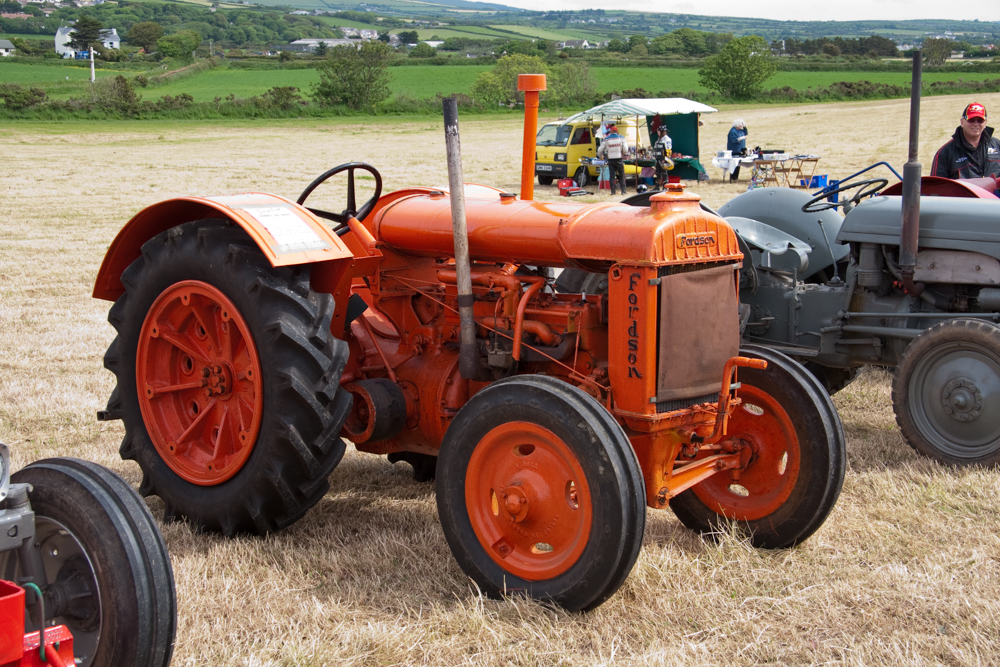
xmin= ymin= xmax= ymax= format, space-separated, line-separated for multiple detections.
xmin=137 ymin=281 xmax=263 ymax=486
xmin=157 ymin=329 xmax=210 ymax=365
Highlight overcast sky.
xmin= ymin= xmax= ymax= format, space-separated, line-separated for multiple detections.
xmin=492 ymin=0 xmax=1000 ymax=24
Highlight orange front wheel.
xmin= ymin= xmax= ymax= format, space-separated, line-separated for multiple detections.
xmin=670 ymin=346 xmax=846 ymax=549
xmin=436 ymin=375 xmax=645 ymax=612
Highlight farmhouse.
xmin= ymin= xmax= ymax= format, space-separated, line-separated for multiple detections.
xmin=558 ymin=39 xmax=592 ymax=49
xmin=0 ymin=39 xmax=14 ymax=57
xmin=287 ymin=38 xmax=370 ymax=52
xmin=54 ymin=26 xmax=120 ymax=55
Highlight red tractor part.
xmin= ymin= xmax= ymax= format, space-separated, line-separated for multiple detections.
xmin=0 ymin=580 xmax=75 ymax=667
xmin=92 ymin=78 xmax=846 ymax=610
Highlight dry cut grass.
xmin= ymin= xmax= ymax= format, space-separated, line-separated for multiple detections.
xmin=2 ymin=92 xmax=1000 ymax=666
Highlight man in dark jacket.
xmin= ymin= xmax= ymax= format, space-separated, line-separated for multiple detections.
xmin=931 ymin=102 xmax=1000 ymax=181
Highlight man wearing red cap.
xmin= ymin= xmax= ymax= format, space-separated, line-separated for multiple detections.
xmin=597 ymin=125 xmax=630 ymax=195
xmin=931 ymin=102 xmax=1000 ymax=180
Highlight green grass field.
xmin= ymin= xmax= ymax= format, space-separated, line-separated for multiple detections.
xmin=3 ymin=60 xmax=998 ymax=103
xmin=486 ymin=25 xmax=587 ymax=41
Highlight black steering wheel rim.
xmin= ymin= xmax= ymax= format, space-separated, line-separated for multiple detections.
xmin=802 ymin=178 xmax=889 ymax=212
xmin=297 ymin=162 xmax=383 ymax=225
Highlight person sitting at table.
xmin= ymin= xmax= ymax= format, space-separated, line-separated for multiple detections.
xmin=727 ymin=119 xmax=750 ymax=181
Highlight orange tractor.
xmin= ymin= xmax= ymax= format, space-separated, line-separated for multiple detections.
xmin=93 ymin=76 xmax=845 ymax=611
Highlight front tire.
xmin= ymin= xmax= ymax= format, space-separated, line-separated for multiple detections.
xmin=103 ymin=219 xmax=352 ymax=535
xmin=3 ymin=459 xmax=176 ymax=667
xmin=436 ymin=375 xmax=645 ymax=611
xmin=670 ymin=346 xmax=846 ymax=548
xmin=892 ymin=319 xmax=1000 ymax=467
xmin=537 ymin=175 xmax=554 ymax=186
xmin=573 ymin=167 xmax=589 ymax=188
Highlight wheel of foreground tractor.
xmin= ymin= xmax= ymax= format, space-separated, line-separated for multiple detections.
xmin=573 ymin=167 xmax=589 ymax=188
xmin=103 ymin=219 xmax=353 ymax=535
xmin=1 ymin=458 xmax=176 ymax=667
xmin=892 ymin=319 xmax=1000 ymax=467
xmin=670 ymin=346 xmax=846 ymax=548
xmin=803 ymin=361 xmax=861 ymax=396
xmin=436 ymin=375 xmax=646 ymax=611
xmin=537 ymin=175 xmax=554 ymax=186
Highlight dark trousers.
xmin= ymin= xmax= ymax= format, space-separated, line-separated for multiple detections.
xmin=608 ymin=158 xmax=626 ymax=194
xmin=655 ymin=163 xmax=669 ymax=188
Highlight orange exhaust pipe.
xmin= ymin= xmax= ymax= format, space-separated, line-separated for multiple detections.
xmin=518 ymin=74 xmax=546 ymax=202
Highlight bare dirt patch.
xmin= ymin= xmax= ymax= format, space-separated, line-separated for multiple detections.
xmin=2 ymin=93 xmax=999 ymax=666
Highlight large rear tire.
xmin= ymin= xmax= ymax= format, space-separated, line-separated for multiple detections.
xmin=892 ymin=319 xmax=1000 ymax=467
xmin=670 ymin=346 xmax=846 ymax=548
xmin=436 ymin=375 xmax=645 ymax=611
xmin=2 ymin=458 xmax=176 ymax=667
xmin=103 ymin=219 xmax=352 ymax=535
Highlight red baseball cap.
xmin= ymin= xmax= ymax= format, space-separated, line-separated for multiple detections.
xmin=964 ymin=102 xmax=987 ymax=120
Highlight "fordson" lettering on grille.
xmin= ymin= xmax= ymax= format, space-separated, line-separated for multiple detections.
xmin=676 ymin=232 xmax=717 ymax=249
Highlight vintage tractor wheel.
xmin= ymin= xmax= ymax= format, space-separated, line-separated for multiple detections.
xmin=892 ymin=319 xmax=1000 ymax=467
xmin=1 ymin=458 xmax=176 ymax=667
xmin=103 ymin=219 xmax=352 ymax=535
xmin=537 ymin=175 xmax=554 ymax=186
xmin=436 ymin=375 xmax=645 ymax=611
xmin=670 ymin=346 xmax=846 ymax=548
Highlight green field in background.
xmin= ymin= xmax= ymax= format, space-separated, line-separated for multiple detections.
xmin=2 ymin=60 xmax=998 ymax=103
xmin=488 ymin=25 xmax=595 ymax=41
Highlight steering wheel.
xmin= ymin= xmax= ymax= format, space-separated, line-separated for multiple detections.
xmin=297 ymin=162 xmax=383 ymax=226
xmin=801 ymin=178 xmax=888 ymax=213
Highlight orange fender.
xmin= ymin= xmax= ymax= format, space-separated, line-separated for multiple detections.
xmin=93 ymin=193 xmax=355 ymax=301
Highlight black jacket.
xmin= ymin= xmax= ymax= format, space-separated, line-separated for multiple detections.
xmin=932 ymin=125 xmax=1000 ymax=179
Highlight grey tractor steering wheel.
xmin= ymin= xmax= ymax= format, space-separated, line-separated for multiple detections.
xmin=802 ymin=178 xmax=888 ymax=213
xmin=297 ymin=162 xmax=383 ymax=226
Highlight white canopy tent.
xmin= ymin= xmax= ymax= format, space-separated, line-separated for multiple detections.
xmin=563 ymin=98 xmax=717 ymax=124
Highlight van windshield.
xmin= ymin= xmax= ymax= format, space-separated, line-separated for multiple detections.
xmin=536 ymin=124 xmax=572 ymax=147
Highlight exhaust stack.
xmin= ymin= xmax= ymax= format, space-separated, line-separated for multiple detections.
xmin=442 ymin=96 xmax=480 ymax=380
xmin=518 ymin=74 xmax=547 ymax=201
xmin=899 ymin=50 xmax=924 ymax=296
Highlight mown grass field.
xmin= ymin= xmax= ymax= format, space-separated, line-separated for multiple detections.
xmin=1 ymin=92 xmax=999 ymax=666
xmin=4 ymin=58 xmax=998 ymax=103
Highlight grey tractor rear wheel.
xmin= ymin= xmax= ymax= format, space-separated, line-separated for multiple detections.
xmin=3 ymin=458 xmax=176 ymax=667
xmin=103 ymin=219 xmax=352 ymax=535
xmin=892 ymin=318 xmax=1000 ymax=467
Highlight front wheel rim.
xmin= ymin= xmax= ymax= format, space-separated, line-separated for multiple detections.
xmin=137 ymin=280 xmax=263 ymax=485
xmin=909 ymin=341 xmax=1000 ymax=460
xmin=465 ymin=422 xmax=591 ymax=581
xmin=691 ymin=385 xmax=801 ymax=521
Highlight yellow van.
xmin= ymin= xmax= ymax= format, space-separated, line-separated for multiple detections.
xmin=535 ymin=118 xmax=645 ymax=187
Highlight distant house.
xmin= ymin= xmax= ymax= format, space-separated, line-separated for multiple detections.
xmin=55 ymin=25 xmax=119 ymax=56
xmin=54 ymin=26 xmax=73 ymax=55
xmin=288 ymin=10 xmax=309 ymax=14
xmin=0 ymin=39 xmax=14 ymax=57
xmin=287 ymin=38 xmax=370 ymax=52
xmin=421 ymin=40 xmax=443 ymax=48
xmin=0 ymin=12 xmax=32 ymax=19
xmin=99 ymin=28 xmax=119 ymax=50
xmin=558 ymin=40 xmax=590 ymax=49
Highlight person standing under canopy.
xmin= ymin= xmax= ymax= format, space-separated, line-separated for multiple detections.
xmin=598 ymin=125 xmax=630 ymax=195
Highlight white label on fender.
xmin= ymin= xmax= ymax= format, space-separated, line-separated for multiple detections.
xmin=243 ymin=206 xmax=330 ymax=254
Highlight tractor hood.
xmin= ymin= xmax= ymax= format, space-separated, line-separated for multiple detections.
xmin=373 ymin=188 xmax=742 ymax=270
xmin=838 ymin=195 xmax=1000 ymax=260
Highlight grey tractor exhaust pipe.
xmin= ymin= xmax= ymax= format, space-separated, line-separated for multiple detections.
xmin=899 ymin=50 xmax=925 ymax=297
